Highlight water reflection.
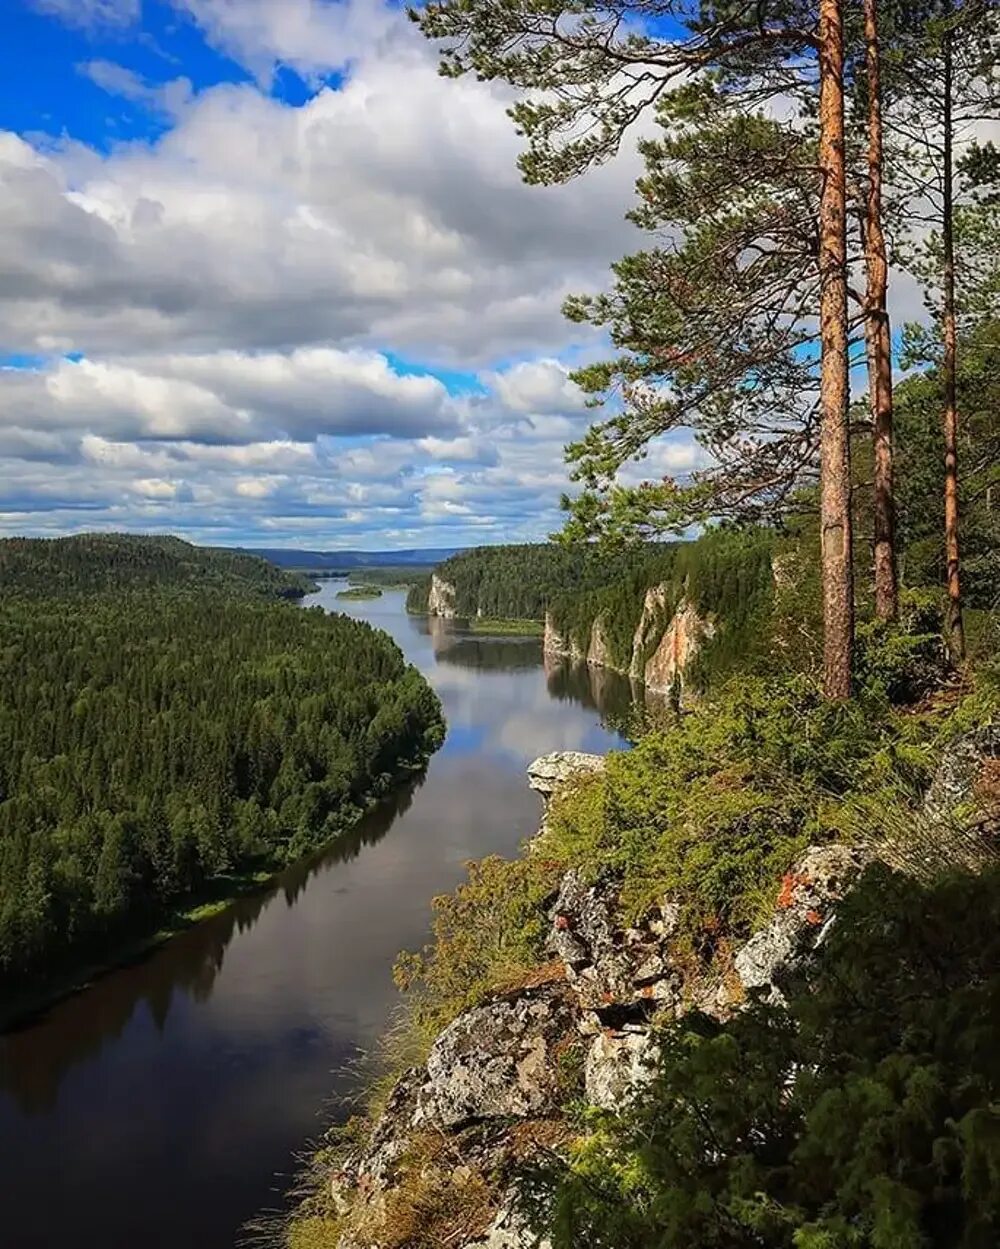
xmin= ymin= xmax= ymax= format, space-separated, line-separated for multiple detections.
xmin=0 ymin=585 xmax=633 ymax=1249
xmin=0 ymin=781 xmax=420 ymax=1115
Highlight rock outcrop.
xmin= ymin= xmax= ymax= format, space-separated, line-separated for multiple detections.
xmin=527 ymin=752 xmax=605 ymax=803
xmin=415 ymin=987 xmax=576 ymax=1128
xmin=471 ymin=1192 xmax=552 ymax=1249
xmin=323 ymin=758 xmax=871 ymax=1249
xmin=544 ymin=588 xmax=714 ymax=698
xmin=923 ymin=725 xmax=1000 ymax=819
xmin=542 ymin=612 xmax=585 ymax=664
xmin=642 ymin=598 xmax=714 ymax=695
xmin=585 ymin=1029 xmax=659 ymax=1110
xmin=427 ymin=573 xmax=457 ymax=618
xmin=732 ymin=844 xmax=869 ymax=1005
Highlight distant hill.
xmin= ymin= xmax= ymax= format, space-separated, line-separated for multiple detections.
xmin=0 ymin=534 xmax=311 ymax=599
xmin=237 ymin=546 xmax=466 ymax=571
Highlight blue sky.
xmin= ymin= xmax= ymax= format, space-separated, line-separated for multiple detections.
xmin=0 ymin=0 xmax=670 ymax=549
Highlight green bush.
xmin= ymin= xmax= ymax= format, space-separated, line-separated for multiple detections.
xmin=544 ymin=677 xmax=925 ymax=941
xmin=524 ymin=864 xmax=1000 ymax=1249
xmin=856 ymin=590 xmax=951 ymax=705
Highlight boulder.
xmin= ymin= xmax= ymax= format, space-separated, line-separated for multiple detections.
xmin=415 ymin=987 xmax=575 ymax=1129
xmin=584 ymin=1030 xmax=659 ymax=1110
xmin=527 ymin=752 xmax=605 ymax=801
xmin=734 ymin=844 xmax=868 ymax=1004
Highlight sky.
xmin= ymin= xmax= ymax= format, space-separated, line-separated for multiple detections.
xmin=0 ymin=0 xmax=708 ymax=550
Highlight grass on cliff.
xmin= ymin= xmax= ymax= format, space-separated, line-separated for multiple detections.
xmin=280 ymin=608 xmax=1000 ymax=1249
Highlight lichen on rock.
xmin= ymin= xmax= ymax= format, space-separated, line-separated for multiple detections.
xmin=526 ymin=752 xmax=605 ymax=802
xmin=415 ymin=986 xmax=576 ymax=1129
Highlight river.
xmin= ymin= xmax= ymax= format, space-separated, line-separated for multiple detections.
xmin=0 ymin=583 xmax=636 ymax=1249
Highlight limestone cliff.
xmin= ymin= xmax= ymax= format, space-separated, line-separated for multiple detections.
xmin=542 ymin=611 xmax=585 ymax=663
xmin=642 ymin=598 xmax=715 ymax=695
xmin=427 ymin=573 xmax=457 ymax=619
xmin=321 ymin=752 xmax=869 ymax=1249
xmin=544 ymin=588 xmax=714 ymax=697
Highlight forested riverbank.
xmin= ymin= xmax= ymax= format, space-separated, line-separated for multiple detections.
xmin=0 ymin=539 xmax=445 ymax=1024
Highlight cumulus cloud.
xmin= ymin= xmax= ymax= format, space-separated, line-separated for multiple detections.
xmin=171 ymin=0 xmax=398 ymax=83
xmin=485 ymin=359 xmax=587 ymax=416
xmin=3 ymin=0 xmax=661 ymax=547
xmin=0 ymin=7 xmax=640 ymax=365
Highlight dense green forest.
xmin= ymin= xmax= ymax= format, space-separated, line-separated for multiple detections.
xmin=549 ymin=529 xmax=777 ymax=682
xmin=0 ymin=533 xmax=313 ymax=599
xmin=406 ymin=543 xmax=654 ymax=619
xmin=0 ymin=539 xmax=444 ymax=999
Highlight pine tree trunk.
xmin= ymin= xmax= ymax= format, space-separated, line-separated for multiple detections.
xmin=863 ymin=0 xmax=898 ymax=622
xmin=818 ymin=0 xmax=855 ymax=699
xmin=942 ymin=28 xmax=966 ymax=663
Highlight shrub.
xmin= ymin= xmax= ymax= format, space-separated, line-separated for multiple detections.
xmin=524 ymin=864 xmax=1000 ymax=1249
xmin=393 ymin=854 xmax=564 ymax=1040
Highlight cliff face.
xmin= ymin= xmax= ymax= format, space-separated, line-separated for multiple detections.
xmin=543 ymin=611 xmax=586 ymax=663
xmin=427 ymin=573 xmax=457 ymax=619
xmin=322 ymin=753 xmax=869 ymax=1249
xmin=545 ymin=586 xmax=714 ymax=697
xmin=643 ymin=598 xmax=715 ymax=694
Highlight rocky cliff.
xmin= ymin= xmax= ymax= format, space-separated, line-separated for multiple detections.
xmin=427 ymin=573 xmax=457 ymax=619
xmin=321 ymin=753 xmax=868 ymax=1249
xmin=544 ymin=587 xmax=715 ymax=698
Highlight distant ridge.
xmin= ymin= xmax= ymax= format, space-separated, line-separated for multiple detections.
xmin=235 ymin=546 xmax=465 ymax=570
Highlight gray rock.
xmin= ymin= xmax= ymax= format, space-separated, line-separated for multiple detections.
xmin=415 ymin=987 xmax=575 ymax=1129
xmin=734 ymin=844 xmax=868 ymax=1003
xmin=546 ymin=871 xmax=681 ymax=1014
xmin=547 ymin=925 xmax=588 ymax=968
xmin=584 ymin=1030 xmax=659 ymax=1110
xmin=527 ymin=752 xmax=605 ymax=801
xmin=469 ymin=1190 xmax=551 ymax=1249
xmin=924 ymin=726 xmax=1000 ymax=817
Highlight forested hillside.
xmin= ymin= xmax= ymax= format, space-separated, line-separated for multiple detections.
xmin=0 ymin=540 xmax=445 ymax=1001
xmin=406 ymin=543 xmax=652 ymax=619
xmin=547 ymin=529 xmax=776 ymax=685
xmin=0 ymin=534 xmax=312 ymax=598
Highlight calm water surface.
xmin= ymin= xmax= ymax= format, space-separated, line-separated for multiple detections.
xmin=0 ymin=584 xmax=637 ymax=1249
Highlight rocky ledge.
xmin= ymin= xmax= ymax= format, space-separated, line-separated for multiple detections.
xmin=324 ymin=751 xmax=870 ymax=1249
xmin=526 ymin=751 xmax=605 ymax=802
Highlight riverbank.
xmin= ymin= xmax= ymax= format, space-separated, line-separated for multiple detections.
xmin=0 ymin=580 xmax=629 ymax=1249
xmin=280 ymin=664 xmax=1000 ymax=1249
xmin=469 ymin=617 xmax=544 ymax=636
xmin=0 ymin=753 xmax=439 ymax=1035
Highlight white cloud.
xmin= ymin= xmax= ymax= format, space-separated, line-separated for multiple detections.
xmin=80 ymin=60 xmax=194 ymax=118
xmin=3 ymin=0 xmax=654 ymax=548
xmin=32 ymin=0 xmax=140 ymax=28
xmin=486 ymin=359 xmax=587 ymax=415
xmin=171 ymin=0 xmax=398 ymax=83
xmin=0 ymin=11 xmax=639 ymax=365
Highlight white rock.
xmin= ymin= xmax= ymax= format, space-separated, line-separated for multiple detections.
xmin=584 ymin=1030 xmax=659 ymax=1110
xmin=527 ymin=752 xmax=605 ymax=800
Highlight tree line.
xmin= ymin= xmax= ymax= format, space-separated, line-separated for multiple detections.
xmin=0 ymin=533 xmax=312 ymax=599
xmin=0 ymin=541 xmax=444 ymax=995
xmin=406 ymin=543 xmax=654 ymax=618
xmin=415 ymin=0 xmax=1000 ymax=698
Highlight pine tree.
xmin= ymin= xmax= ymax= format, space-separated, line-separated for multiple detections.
xmin=885 ymin=0 xmax=1000 ymax=661
xmin=861 ymin=0 xmax=899 ymax=621
xmin=416 ymin=1 xmax=859 ymax=695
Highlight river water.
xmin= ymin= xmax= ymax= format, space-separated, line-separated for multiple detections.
xmin=0 ymin=584 xmax=635 ymax=1249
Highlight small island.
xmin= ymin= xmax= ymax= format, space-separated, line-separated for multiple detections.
xmin=336 ymin=585 xmax=384 ymax=600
